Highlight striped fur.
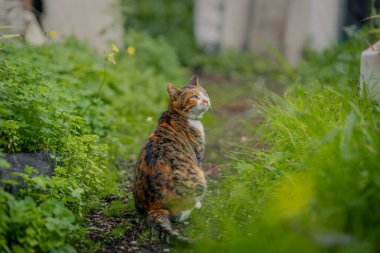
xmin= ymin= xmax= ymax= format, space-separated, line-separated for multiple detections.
xmin=133 ymin=76 xmax=210 ymax=243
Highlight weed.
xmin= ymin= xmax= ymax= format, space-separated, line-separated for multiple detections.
xmin=186 ymin=30 xmax=380 ymax=253
xmin=105 ymin=200 xmax=126 ymax=218
xmin=112 ymin=221 xmax=132 ymax=239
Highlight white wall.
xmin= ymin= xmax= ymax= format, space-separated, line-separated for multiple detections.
xmin=248 ymin=0 xmax=290 ymax=54
xmin=220 ymin=0 xmax=251 ymax=50
xmin=194 ymin=0 xmax=224 ymax=52
xmin=194 ymin=0 xmax=345 ymax=64
xmin=42 ymin=0 xmax=123 ymax=52
xmin=308 ymin=0 xmax=344 ymax=50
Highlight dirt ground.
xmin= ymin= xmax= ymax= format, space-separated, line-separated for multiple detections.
xmin=84 ymin=75 xmax=279 ymax=252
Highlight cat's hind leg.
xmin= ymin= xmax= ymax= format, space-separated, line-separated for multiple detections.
xmin=147 ymin=209 xmax=190 ymax=244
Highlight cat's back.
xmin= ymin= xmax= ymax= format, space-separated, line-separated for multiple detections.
xmin=134 ymin=111 xmax=205 ymax=212
xmin=143 ymin=111 xmax=195 ymax=158
xmin=133 ymin=79 xmax=210 ymax=243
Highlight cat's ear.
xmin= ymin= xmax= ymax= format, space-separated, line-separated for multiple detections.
xmin=189 ymin=75 xmax=200 ymax=86
xmin=167 ymin=83 xmax=181 ymax=99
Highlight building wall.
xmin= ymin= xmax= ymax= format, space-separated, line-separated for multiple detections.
xmin=220 ymin=0 xmax=251 ymax=50
xmin=42 ymin=0 xmax=123 ymax=52
xmin=194 ymin=0 xmax=344 ymax=64
xmin=194 ymin=0 xmax=224 ymax=52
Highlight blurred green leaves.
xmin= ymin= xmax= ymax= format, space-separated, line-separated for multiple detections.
xmin=120 ymin=0 xmax=196 ymax=66
xmin=186 ymin=31 xmax=380 ymax=253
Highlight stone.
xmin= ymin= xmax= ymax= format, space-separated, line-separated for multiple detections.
xmin=360 ymin=41 xmax=380 ymax=100
xmin=0 ymin=150 xmax=56 ymax=196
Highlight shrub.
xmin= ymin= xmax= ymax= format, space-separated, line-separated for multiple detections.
xmin=0 ymin=189 xmax=77 ymax=253
xmin=0 ymin=31 xmax=184 ymax=251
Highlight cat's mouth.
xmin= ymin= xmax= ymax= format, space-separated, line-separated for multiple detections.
xmin=198 ymin=104 xmax=210 ymax=113
xmin=188 ymin=104 xmax=210 ymax=119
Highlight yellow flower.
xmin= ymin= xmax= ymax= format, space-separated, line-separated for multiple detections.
xmin=111 ymin=43 xmax=119 ymax=53
xmin=49 ymin=31 xmax=58 ymax=38
xmin=106 ymin=53 xmax=116 ymax=64
xmin=146 ymin=116 xmax=153 ymax=122
xmin=127 ymin=46 xmax=136 ymax=56
xmin=266 ymin=172 xmax=314 ymax=223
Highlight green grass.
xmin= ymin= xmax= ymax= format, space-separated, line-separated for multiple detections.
xmin=105 ymin=200 xmax=126 ymax=218
xmin=112 ymin=221 xmax=132 ymax=239
xmin=1 ymin=18 xmax=379 ymax=253
xmin=184 ymin=31 xmax=380 ymax=253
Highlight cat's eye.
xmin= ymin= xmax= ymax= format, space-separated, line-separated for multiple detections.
xmin=191 ymin=95 xmax=198 ymax=99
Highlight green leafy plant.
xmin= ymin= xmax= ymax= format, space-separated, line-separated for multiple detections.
xmin=0 ymin=189 xmax=77 ymax=253
xmin=0 ymin=29 xmax=185 ymax=251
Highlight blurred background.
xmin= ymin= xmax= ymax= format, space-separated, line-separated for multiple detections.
xmin=1 ymin=0 xmax=379 ymax=64
xmin=1 ymin=1 xmax=380 ymax=253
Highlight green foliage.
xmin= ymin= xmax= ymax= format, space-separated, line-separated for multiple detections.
xmin=0 ymin=31 xmax=184 ymax=251
xmin=297 ymin=31 xmax=364 ymax=87
xmin=105 ymin=200 xmax=126 ymax=218
xmin=195 ymin=49 xmax=279 ymax=79
xmin=120 ymin=0 xmax=196 ymax=66
xmin=0 ymin=189 xmax=77 ymax=253
xmin=2 ymin=7 xmax=375 ymax=252
xmin=102 ymin=30 xmax=185 ymax=160
xmin=187 ymin=33 xmax=380 ymax=252
xmin=111 ymin=221 xmax=132 ymax=239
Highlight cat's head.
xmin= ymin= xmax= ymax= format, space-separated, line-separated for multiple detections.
xmin=167 ymin=76 xmax=210 ymax=119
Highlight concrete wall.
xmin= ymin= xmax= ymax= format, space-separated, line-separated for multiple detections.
xmin=360 ymin=41 xmax=380 ymax=100
xmin=194 ymin=0 xmax=344 ymax=64
xmin=220 ymin=0 xmax=251 ymax=50
xmin=194 ymin=0 xmax=224 ymax=52
xmin=283 ymin=0 xmax=344 ymax=64
xmin=42 ymin=0 xmax=123 ymax=52
xmin=283 ymin=0 xmax=310 ymax=65
xmin=248 ymin=0 xmax=290 ymax=54
xmin=41 ymin=0 xmax=344 ymax=63
xmin=308 ymin=0 xmax=344 ymax=50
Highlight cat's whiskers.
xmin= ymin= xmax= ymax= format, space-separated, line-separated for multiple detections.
xmin=209 ymin=104 xmax=214 ymax=114
xmin=134 ymin=76 xmax=209 ymax=244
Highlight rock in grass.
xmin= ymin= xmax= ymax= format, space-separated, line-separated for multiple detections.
xmin=0 ymin=150 xmax=56 ymax=196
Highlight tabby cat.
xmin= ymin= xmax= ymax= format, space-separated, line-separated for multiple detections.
xmin=133 ymin=76 xmax=210 ymax=244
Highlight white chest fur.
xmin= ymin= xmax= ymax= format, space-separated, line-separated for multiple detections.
xmin=188 ymin=119 xmax=204 ymax=140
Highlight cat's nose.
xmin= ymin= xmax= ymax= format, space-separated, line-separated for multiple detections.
xmin=202 ymin=100 xmax=209 ymax=106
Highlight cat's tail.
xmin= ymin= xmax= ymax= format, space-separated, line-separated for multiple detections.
xmin=147 ymin=209 xmax=190 ymax=245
